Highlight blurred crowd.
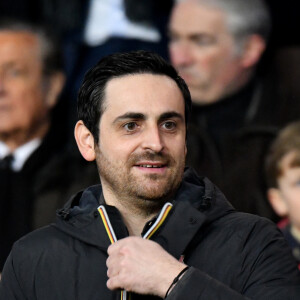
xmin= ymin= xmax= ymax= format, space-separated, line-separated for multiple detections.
xmin=1 ymin=0 xmax=300 ymax=272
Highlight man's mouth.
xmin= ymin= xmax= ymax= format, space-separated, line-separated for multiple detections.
xmin=133 ymin=162 xmax=168 ymax=173
xmin=134 ymin=163 xmax=167 ymax=175
xmin=138 ymin=164 xmax=164 ymax=168
xmin=130 ymin=153 xmax=170 ymax=172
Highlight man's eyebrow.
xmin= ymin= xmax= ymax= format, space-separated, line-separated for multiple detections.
xmin=113 ymin=111 xmax=184 ymax=124
xmin=168 ymin=28 xmax=215 ymax=42
xmin=158 ymin=111 xmax=184 ymax=122
xmin=113 ymin=112 xmax=146 ymax=124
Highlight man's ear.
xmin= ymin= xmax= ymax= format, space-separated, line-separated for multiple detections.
xmin=74 ymin=120 xmax=96 ymax=161
xmin=267 ymin=188 xmax=288 ymax=217
xmin=240 ymin=34 xmax=266 ymax=69
xmin=44 ymin=72 xmax=66 ymax=109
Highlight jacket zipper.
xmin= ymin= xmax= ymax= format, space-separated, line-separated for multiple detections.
xmin=98 ymin=202 xmax=173 ymax=300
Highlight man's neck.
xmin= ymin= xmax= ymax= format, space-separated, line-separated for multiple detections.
xmin=102 ymin=187 xmax=160 ymax=237
xmin=120 ymin=208 xmax=155 ymax=237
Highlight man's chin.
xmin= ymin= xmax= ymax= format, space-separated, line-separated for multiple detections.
xmin=136 ymin=187 xmax=168 ymax=200
xmin=133 ymin=180 xmax=175 ymax=202
xmin=134 ymin=190 xmax=171 ymax=214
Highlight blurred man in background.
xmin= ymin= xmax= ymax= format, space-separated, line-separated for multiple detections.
xmin=168 ymin=0 xmax=299 ymax=220
xmin=0 ymin=20 xmax=98 ymax=271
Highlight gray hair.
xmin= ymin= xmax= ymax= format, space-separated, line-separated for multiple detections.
xmin=0 ymin=19 xmax=63 ymax=77
xmin=177 ymin=0 xmax=271 ymax=52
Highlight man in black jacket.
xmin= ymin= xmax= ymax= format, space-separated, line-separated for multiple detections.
xmin=0 ymin=51 xmax=299 ymax=299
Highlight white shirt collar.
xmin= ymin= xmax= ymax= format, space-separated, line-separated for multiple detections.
xmin=0 ymin=139 xmax=42 ymax=171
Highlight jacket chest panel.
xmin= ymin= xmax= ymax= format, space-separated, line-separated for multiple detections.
xmin=183 ymin=226 xmax=246 ymax=293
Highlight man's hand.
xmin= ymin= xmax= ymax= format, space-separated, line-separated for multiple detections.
xmin=106 ymin=236 xmax=187 ymax=297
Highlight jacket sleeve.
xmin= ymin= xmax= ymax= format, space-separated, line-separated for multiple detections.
xmin=0 ymin=251 xmax=27 ymax=300
xmin=166 ymin=219 xmax=300 ymax=300
xmin=166 ymin=267 xmax=251 ymax=299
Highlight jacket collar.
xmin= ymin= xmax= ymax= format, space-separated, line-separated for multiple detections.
xmin=54 ymin=168 xmax=235 ymax=253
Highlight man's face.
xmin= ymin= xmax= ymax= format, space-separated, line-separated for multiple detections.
xmin=95 ymin=74 xmax=186 ymax=211
xmin=169 ymin=1 xmax=245 ymax=105
xmin=277 ymin=152 xmax=300 ymax=230
xmin=0 ymin=31 xmax=51 ymax=145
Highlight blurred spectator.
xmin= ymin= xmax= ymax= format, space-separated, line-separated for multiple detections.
xmin=1 ymin=1 xmax=174 ymax=122
xmin=0 ymin=19 xmax=98 ymax=271
xmin=15 ymin=0 xmax=173 ymax=126
xmin=63 ymin=0 xmax=174 ymax=106
xmin=265 ymin=121 xmax=300 ymax=269
xmin=168 ymin=0 xmax=300 ymax=220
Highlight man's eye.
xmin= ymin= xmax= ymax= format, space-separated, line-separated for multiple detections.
xmin=7 ymin=68 xmax=23 ymax=77
xmin=124 ymin=122 xmax=138 ymax=131
xmin=193 ymin=35 xmax=216 ymax=47
xmin=162 ymin=121 xmax=176 ymax=130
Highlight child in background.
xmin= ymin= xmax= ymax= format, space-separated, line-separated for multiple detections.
xmin=265 ymin=121 xmax=300 ymax=269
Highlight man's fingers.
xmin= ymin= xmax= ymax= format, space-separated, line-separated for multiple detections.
xmin=106 ymin=254 xmax=122 ymax=278
xmin=106 ymin=264 xmax=118 ymax=278
xmin=107 ymin=243 xmax=118 ymax=255
xmin=107 ymin=239 xmax=131 ymax=256
xmin=107 ymin=275 xmax=121 ymax=290
xmin=106 ymin=256 xmax=122 ymax=290
xmin=107 ymin=270 xmax=132 ymax=291
xmin=106 ymin=237 xmax=179 ymax=296
xmin=106 ymin=248 xmax=131 ymax=279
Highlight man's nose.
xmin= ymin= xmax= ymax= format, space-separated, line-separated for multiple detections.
xmin=170 ymin=42 xmax=193 ymax=67
xmin=141 ymin=126 xmax=164 ymax=153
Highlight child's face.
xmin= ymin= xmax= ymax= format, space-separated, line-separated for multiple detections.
xmin=277 ymin=152 xmax=300 ymax=229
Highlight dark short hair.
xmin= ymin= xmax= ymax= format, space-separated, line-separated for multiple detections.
xmin=0 ymin=18 xmax=63 ymax=76
xmin=265 ymin=121 xmax=300 ymax=188
xmin=77 ymin=50 xmax=192 ymax=143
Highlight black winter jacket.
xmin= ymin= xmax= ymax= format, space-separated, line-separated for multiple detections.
xmin=1 ymin=169 xmax=300 ymax=299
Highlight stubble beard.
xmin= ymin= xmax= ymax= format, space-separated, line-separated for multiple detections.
xmin=95 ymin=147 xmax=185 ymax=215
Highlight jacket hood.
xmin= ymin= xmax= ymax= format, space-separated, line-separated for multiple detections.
xmin=54 ymin=167 xmax=235 ymax=249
